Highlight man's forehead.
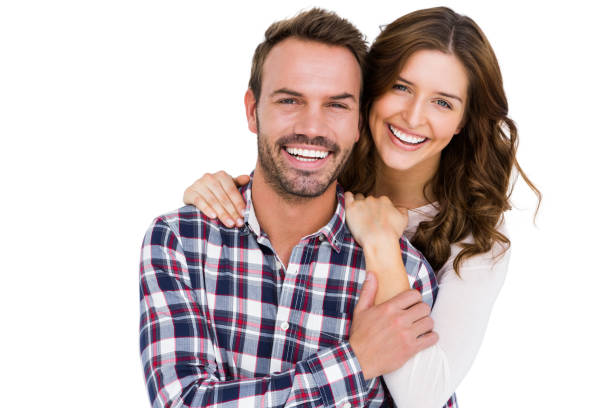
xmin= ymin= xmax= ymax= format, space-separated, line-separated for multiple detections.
xmin=260 ymin=37 xmax=361 ymax=97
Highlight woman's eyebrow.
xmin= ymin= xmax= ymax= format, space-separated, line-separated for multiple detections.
xmin=397 ymin=76 xmax=463 ymax=103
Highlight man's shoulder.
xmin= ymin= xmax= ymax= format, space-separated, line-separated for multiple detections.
xmin=398 ymin=235 xmax=428 ymax=263
xmin=153 ymin=204 xmax=212 ymax=228
xmin=145 ymin=205 xmax=230 ymax=245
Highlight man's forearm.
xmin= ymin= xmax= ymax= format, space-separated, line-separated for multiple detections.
xmin=141 ymin=338 xmax=370 ymax=407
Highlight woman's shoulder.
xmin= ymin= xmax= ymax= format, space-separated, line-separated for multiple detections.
xmin=404 ymin=202 xmax=440 ymax=239
xmin=405 ymin=203 xmax=511 ymax=282
xmin=439 ymin=218 xmax=511 ymax=282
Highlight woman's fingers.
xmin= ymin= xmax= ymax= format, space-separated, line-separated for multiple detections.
xmin=234 ymin=174 xmax=251 ymax=187
xmin=183 ymin=172 xmax=249 ymax=228
xmin=185 ymin=175 xmax=235 ymax=227
xmin=191 ymin=183 xmax=234 ymax=227
xmin=216 ymin=172 xmax=247 ymax=221
xmin=184 ymin=187 xmax=217 ymax=219
xmin=345 ymin=191 xmax=354 ymax=206
xmin=204 ymin=179 xmax=243 ymax=227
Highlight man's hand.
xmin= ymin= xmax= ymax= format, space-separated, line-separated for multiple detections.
xmin=349 ymin=273 xmax=438 ymax=380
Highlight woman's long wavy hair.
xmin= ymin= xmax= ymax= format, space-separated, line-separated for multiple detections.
xmin=339 ymin=7 xmax=541 ymax=273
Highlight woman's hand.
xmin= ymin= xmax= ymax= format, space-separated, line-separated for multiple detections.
xmin=183 ymin=171 xmax=250 ymax=227
xmin=344 ymin=192 xmax=409 ymax=247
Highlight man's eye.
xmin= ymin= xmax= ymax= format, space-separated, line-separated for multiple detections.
xmin=435 ymin=99 xmax=452 ymax=109
xmin=278 ymin=98 xmax=297 ymax=104
xmin=329 ymin=103 xmax=348 ymax=109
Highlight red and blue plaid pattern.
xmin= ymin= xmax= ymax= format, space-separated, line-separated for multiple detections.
xmin=140 ymin=181 xmax=455 ymax=407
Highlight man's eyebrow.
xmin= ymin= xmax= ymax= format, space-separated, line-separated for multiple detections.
xmin=330 ymin=93 xmax=356 ymax=102
xmin=271 ymin=88 xmax=302 ymax=97
xmin=270 ymin=88 xmax=356 ymax=102
xmin=397 ymin=76 xmax=464 ymax=103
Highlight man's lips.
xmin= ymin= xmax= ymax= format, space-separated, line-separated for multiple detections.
xmin=284 ymin=145 xmax=331 ymax=161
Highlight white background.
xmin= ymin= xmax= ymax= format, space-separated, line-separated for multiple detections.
xmin=1 ymin=1 xmax=610 ymax=407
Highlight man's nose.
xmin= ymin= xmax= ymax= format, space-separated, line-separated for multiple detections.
xmin=293 ymin=105 xmax=329 ymax=138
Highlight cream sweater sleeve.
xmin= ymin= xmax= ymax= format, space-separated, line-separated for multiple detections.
xmin=382 ymin=227 xmax=510 ymax=408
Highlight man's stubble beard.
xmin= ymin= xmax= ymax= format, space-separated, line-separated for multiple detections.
xmin=256 ymin=112 xmax=353 ymax=203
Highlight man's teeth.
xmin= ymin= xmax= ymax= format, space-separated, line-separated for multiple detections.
xmin=286 ymin=147 xmax=329 ymax=161
xmin=389 ymin=125 xmax=427 ymax=144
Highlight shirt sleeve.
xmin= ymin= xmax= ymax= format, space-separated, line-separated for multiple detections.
xmin=139 ymin=217 xmax=369 ymax=408
xmin=400 ymin=238 xmax=437 ymax=308
xmin=383 ymin=227 xmax=510 ymax=408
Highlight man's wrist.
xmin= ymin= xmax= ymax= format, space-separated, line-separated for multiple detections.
xmin=306 ymin=341 xmax=369 ymax=407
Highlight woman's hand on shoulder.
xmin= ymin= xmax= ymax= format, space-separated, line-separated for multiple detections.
xmin=344 ymin=192 xmax=409 ymax=247
xmin=183 ymin=171 xmax=250 ymax=227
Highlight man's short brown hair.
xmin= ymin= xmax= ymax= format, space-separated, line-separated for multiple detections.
xmin=248 ymin=8 xmax=367 ymax=103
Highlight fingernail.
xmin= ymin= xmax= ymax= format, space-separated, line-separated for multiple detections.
xmin=236 ymin=218 xmax=244 ymax=227
xmin=209 ymin=212 xmax=217 ymax=219
xmin=224 ymin=218 xmax=235 ymax=227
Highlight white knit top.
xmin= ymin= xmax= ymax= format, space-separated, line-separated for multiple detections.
xmin=383 ymin=203 xmax=510 ymax=408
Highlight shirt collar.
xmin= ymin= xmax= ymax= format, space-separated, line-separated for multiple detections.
xmin=239 ymin=174 xmax=347 ymax=252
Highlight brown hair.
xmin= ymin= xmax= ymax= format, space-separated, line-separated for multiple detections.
xmin=248 ymin=8 xmax=368 ymax=102
xmin=339 ymin=7 xmax=541 ymax=273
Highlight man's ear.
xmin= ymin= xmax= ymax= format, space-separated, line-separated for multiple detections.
xmin=244 ymin=89 xmax=258 ymax=134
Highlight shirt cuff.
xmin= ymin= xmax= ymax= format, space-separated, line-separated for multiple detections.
xmin=305 ymin=341 xmax=369 ymax=408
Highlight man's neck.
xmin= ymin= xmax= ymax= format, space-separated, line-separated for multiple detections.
xmin=251 ymin=169 xmax=337 ymax=267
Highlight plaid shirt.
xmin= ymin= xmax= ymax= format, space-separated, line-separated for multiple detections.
xmin=140 ymin=181 xmax=455 ymax=407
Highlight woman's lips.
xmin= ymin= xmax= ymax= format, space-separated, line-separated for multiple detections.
xmin=387 ymin=124 xmax=429 ymax=151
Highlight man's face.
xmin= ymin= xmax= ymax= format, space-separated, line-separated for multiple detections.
xmin=246 ymin=38 xmax=361 ymax=199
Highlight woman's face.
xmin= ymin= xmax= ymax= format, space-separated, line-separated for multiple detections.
xmin=369 ymin=49 xmax=469 ymax=177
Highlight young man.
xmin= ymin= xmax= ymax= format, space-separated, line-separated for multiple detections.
xmin=139 ymin=9 xmax=438 ymax=407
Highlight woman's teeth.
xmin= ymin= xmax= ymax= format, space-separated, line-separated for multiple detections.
xmin=389 ymin=125 xmax=427 ymax=144
xmin=286 ymin=147 xmax=329 ymax=162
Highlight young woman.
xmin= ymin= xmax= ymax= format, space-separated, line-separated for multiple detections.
xmin=182 ymin=7 xmax=540 ymax=408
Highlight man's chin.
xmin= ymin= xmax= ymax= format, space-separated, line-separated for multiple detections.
xmin=276 ymin=175 xmax=336 ymax=200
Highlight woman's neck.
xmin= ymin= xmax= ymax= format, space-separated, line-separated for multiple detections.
xmin=372 ymin=155 xmax=439 ymax=210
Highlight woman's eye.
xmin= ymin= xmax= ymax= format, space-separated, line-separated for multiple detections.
xmin=392 ymin=83 xmax=408 ymax=92
xmin=435 ymin=99 xmax=452 ymax=109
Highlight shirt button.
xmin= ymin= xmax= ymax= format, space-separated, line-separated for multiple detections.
xmin=342 ymin=403 xmax=351 ymax=408
xmin=275 ymin=259 xmax=282 ymax=269
xmin=318 ymin=235 xmax=324 ymax=242
xmin=280 ymin=321 xmax=289 ymax=331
